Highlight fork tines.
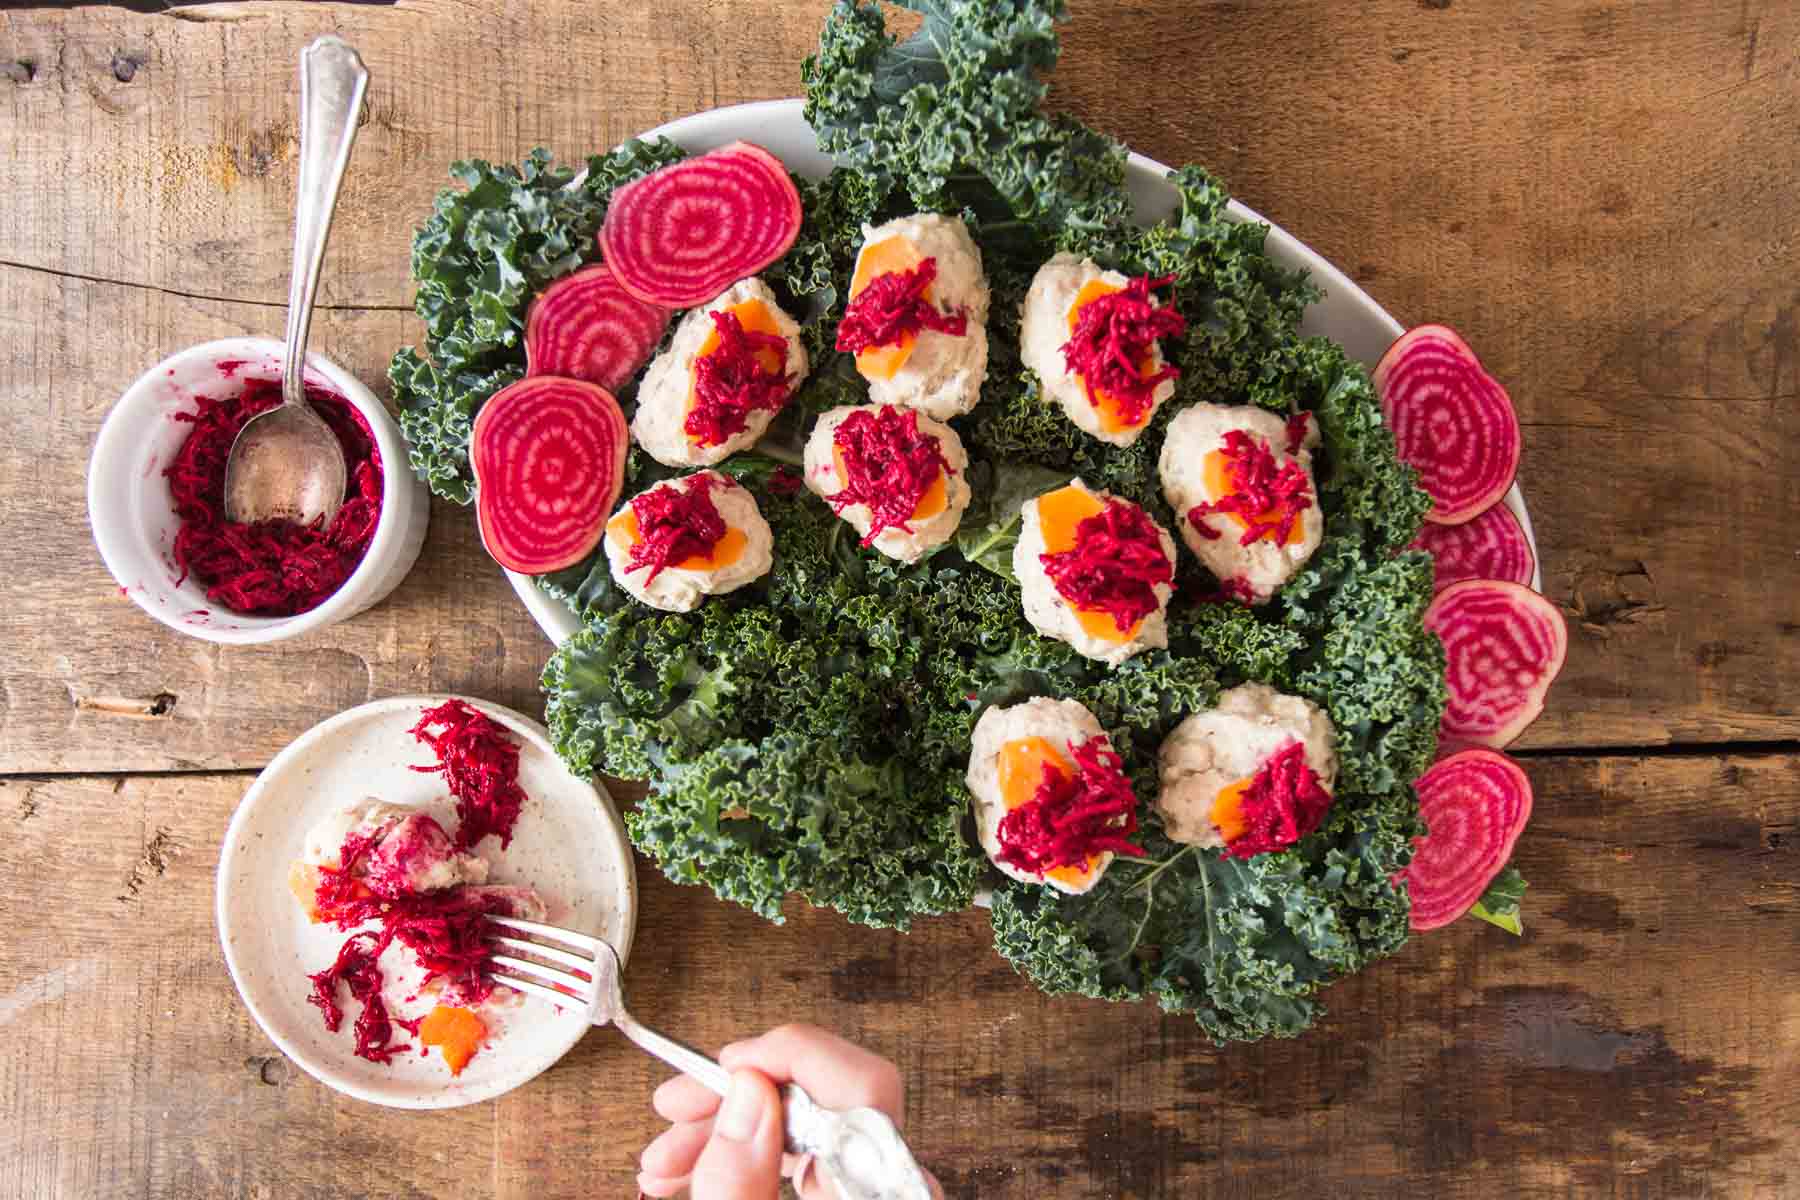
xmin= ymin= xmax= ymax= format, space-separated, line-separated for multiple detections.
xmin=483 ymin=914 xmax=599 ymax=1012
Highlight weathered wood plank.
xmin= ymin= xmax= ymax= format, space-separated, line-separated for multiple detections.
xmin=0 ymin=753 xmax=1793 ymax=1198
xmin=2 ymin=2 xmax=1797 ymax=770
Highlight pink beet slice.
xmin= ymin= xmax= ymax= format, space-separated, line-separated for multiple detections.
xmin=599 ymin=141 xmax=803 ymax=308
xmin=470 ymin=376 xmax=628 ymax=574
xmin=1374 ymin=324 xmax=1521 ymax=525
xmin=1408 ymin=501 xmax=1536 ymax=592
xmin=524 ymin=263 xmax=670 ymax=393
xmin=1403 ymin=749 xmax=1533 ymax=931
xmin=1425 ymin=579 xmax=1568 ymax=749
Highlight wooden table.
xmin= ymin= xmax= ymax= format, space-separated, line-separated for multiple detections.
xmin=3 ymin=2 xmax=1796 ymax=1196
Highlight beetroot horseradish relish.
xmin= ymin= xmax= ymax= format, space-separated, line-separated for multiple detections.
xmin=1220 ymin=741 xmax=1333 ymax=860
xmin=688 ymin=310 xmax=791 ymax=447
xmin=307 ymin=822 xmax=509 ymax=1065
xmin=834 ymin=257 xmax=968 ymax=353
xmin=827 ymin=405 xmax=951 ymax=543
xmin=164 ymin=372 xmax=382 ymax=617
xmin=1188 ymin=428 xmax=1314 ymax=547
xmin=410 ymin=699 xmax=527 ymax=851
xmin=997 ymin=736 xmax=1146 ymax=875
xmin=1039 ymin=498 xmax=1173 ymax=631
xmin=1060 ymin=273 xmax=1186 ymax=425
xmin=624 ymin=474 xmax=732 ymax=582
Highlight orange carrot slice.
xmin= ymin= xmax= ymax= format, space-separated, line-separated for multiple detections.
xmin=419 ymin=1005 xmax=487 ymax=1077
xmin=850 ymin=236 xmax=927 ymax=381
xmin=997 ymin=736 xmax=1099 ymax=888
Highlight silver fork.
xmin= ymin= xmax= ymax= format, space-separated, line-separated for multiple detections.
xmin=485 ymin=916 xmax=934 ymax=1200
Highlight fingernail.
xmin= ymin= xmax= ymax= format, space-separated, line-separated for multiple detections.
xmin=715 ymin=1071 xmax=763 ymax=1142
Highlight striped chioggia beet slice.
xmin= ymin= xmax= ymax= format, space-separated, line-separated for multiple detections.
xmin=1403 ymin=749 xmax=1533 ymax=931
xmin=524 ymin=263 xmax=670 ymax=392
xmin=1408 ymin=501 xmax=1536 ymax=592
xmin=1374 ymin=324 xmax=1521 ymax=525
xmin=1424 ymin=579 xmax=1568 ymax=749
xmin=598 ymin=141 xmax=803 ymax=308
xmin=470 ymin=377 xmax=628 ymax=574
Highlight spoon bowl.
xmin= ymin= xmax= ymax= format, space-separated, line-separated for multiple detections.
xmin=224 ymin=400 xmax=348 ymax=524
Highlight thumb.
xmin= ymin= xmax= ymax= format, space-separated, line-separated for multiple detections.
xmin=689 ymin=1069 xmax=785 ymax=1200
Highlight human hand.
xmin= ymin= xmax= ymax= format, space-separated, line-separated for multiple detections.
xmin=636 ymin=1023 xmax=943 ymax=1200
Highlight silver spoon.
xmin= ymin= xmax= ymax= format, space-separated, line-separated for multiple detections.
xmin=223 ymin=36 xmax=369 ymax=526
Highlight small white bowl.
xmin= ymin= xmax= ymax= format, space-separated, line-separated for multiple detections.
xmin=89 ymin=336 xmax=430 ymax=643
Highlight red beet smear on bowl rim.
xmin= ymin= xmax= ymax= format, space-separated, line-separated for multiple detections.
xmin=164 ymin=373 xmax=381 ymax=617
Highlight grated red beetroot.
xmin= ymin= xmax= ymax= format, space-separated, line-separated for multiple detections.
xmin=1059 ymin=273 xmax=1186 ymax=426
xmin=308 ymin=826 xmax=520 ymax=1065
xmin=1187 ymin=429 xmax=1313 ymax=547
xmin=826 ymin=406 xmax=951 ymax=544
xmin=1219 ymin=740 xmax=1335 ymax=860
xmin=996 ymin=735 xmax=1147 ymax=876
xmin=834 ymin=257 xmax=968 ymax=354
xmin=306 ymin=929 xmax=402 ymax=1063
xmin=624 ymin=474 xmax=730 ymax=582
xmin=687 ymin=309 xmax=791 ymax=447
xmin=165 ymin=376 xmax=381 ymax=616
xmin=1284 ymin=411 xmax=1312 ymax=456
xmin=1196 ymin=575 xmax=1260 ymax=607
xmin=1039 ymin=498 xmax=1172 ymax=632
xmin=767 ymin=465 xmax=803 ymax=497
xmin=410 ymin=700 xmax=527 ymax=851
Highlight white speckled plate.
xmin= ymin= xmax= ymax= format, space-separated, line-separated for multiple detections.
xmin=216 ymin=695 xmax=635 ymax=1109
xmin=505 ymin=97 xmax=1541 ymax=643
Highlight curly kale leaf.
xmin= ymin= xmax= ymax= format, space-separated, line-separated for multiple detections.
xmin=993 ymin=778 xmax=1419 ymax=1044
xmin=628 ymin=736 xmax=982 ymax=927
xmin=391 ymin=140 xmax=687 ymax=502
xmin=1290 ymin=550 xmax=1445 ymax=796
xmin=1118 ymin=166 xmax=1320 ymax=407
xmin=1469 ymin=865 xmax=1528 ymax=935
xmin=953 ymin=460 xmax=1072 ymax=580
xmin=776 ymin=168 xmax=896 ymax=342
xmin=389 ymin=349 xmax=522 ymax=505
xmin=533 ymin=0 xmax=1447 ymax=1041
xmin=803 ymin=0 xmax=1130 ymax=234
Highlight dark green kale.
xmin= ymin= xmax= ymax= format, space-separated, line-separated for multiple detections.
xmin=991 ymin=772 xmax=1420 ymax=1044
xmin=517 ymin=0 xmax=1449 ymax=1043
xmin=802 ymin=1 xmax=1132 ymax=236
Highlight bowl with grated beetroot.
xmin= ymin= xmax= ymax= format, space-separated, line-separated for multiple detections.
xmin=90 ymin=337 xmax=430 ymax=643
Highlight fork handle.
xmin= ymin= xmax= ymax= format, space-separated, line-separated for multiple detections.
xmin=611 ymin=1006 xmax=731 ymax=1094
xmin=610 ymin=1007 xmax=934 ymax=1200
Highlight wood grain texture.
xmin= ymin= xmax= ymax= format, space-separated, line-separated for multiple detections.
xmin=0 ymin=754 xmax=1794 ymax=1199
xmin=2 ymin=1 xmax=1799 ymax=1197
xmin=1 ymin=0 xmax=1797 ymax=769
